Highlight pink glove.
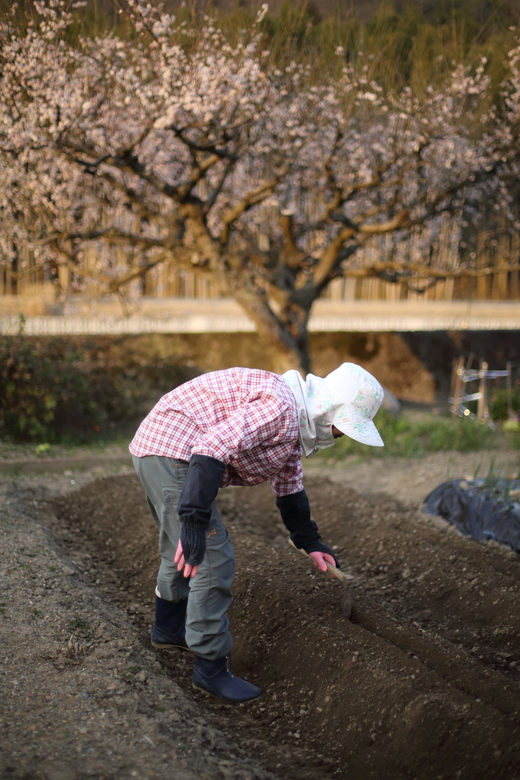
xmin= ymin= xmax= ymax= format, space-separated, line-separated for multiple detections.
xmin=309 ymin=551 xmax=337 ymax=574
xmin=174 ymin=539 xmax=200 ymax=579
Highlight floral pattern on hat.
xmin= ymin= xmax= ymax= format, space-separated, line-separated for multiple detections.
xmin=282 ymin=363 xmax=384 ymax=456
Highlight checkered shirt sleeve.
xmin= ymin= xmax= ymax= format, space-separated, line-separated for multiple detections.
xmin=129 ymin=368 xmax=303 ymax=497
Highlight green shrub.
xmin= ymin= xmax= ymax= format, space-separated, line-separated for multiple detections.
xmin=0 ymin=321 xmax=104 ymax=443
xmin=0 ymin=323 xmax=194 ymax=443
xmin=490 ymin=388 xmax=520 ymax=421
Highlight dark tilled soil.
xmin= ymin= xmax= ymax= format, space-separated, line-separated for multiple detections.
xmin=41 ymin=470 xmax=520 ymax=780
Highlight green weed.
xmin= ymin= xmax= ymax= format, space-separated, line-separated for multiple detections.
xmin=118 ymin=665 xmax=138 ymax=682
xmin=0 ymin=320 xmax=104 ymax=443
xmin=67 ymin=616 xmax=93 ymax=637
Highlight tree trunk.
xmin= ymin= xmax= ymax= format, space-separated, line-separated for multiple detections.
xmin=259 ymin=330 xmax=311 ymax=376
xmin=230 ymin=285 xmax=312 ymax=375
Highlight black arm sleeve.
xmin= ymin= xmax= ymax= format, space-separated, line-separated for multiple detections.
xmin=177 ymin=454 xmax=226 ymax=566
xmin=276 ymin=489 xmax=339 ymax=565
xmin=276 ymin=489 xmax=315 ymax=546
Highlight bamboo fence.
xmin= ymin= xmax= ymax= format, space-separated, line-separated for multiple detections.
xmin=1 ymin=221 xmax=519 ymax=302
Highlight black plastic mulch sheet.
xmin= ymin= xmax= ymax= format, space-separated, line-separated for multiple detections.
xmin=423 ymin=478 xmax=520 ymax=553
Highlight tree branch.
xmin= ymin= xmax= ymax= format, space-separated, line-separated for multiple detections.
xmin=203 ymin=161 xmax=234 ymax=215
xmin=47 ymin=238 xmax=172 ymax=293
xmin=311 ymin=209 xmax=409 ymax=289
xmin=279 ymin=213 xmax=303 ymax=269
xmin=219 ymin=174 xmax=286 ymax=244
xmin=322 ymin=128 xmax=345 ymax=217
xmin=97 ymin=171 xmax=162 ymax=222
xmin=104 ymin=252 xmax=172 ymax=292
xmin=177 ymin=153 xmax=222 ymax=202
xmin=58 ymin=141 xmax=182 ymax=201
xmin=341 ymin=261 xmax=520 ymax=280
xmin=168 ymin=123 xmax=239 ymax=161
xmin=358 ymin=209 xmax=410 ymax=235
xmin=317 ymin=151 xmax=408 ymax=235
xmin=29 ymin=227 xmax=167 ymax=250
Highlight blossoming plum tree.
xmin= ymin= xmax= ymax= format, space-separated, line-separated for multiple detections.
xmin=0 ymin=0 xmax=518 ymax=371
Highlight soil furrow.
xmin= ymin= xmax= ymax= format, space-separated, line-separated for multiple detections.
xmin=351 ymin=595 xmax=520 ymax=716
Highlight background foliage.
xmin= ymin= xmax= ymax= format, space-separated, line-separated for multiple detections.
xmin=317 ymin=406 xmax=520 ymax=461
xmin=2 ymin=0 xmax=518 ymax=90
xmin=0 ymin=323 xmax=194 ymax=443
xmin=1 ymin=325 xmax=518 ymax=446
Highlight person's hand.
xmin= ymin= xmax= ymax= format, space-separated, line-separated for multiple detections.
xmin=174 ymin=539 xmax=200 ymax=579
xmin=309 ymin=551 xmax=337 ymax=576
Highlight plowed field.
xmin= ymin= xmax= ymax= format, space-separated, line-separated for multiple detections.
xmin=46 ymin=463 xmax=520 ymax=780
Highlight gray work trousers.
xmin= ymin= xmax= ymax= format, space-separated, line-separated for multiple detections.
xmin=132 ymin=454 xmax=234 ymax=660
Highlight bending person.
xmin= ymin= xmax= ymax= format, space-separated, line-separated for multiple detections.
xmin=129 ymin=362 xmax=384 ymax=703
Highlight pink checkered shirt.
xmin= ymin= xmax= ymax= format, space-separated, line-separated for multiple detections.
xmin=129 ymin=368 xmax=303 ymax=497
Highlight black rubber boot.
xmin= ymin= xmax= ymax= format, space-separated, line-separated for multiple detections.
xmin=192 ymin=656 xmax=262 ymax=703
xmin=151 ymin=596 xmax=190 ymax=651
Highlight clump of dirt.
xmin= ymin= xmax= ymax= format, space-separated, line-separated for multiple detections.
xmin=47 ymin=471 xmax=520 ymax=780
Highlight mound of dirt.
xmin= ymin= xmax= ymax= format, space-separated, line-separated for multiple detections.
xmin=46 ymin=471 xmax=520 ymax=780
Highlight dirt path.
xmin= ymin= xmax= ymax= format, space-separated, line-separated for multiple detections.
xmin=1 ymin=450 xmax=520 ymax=780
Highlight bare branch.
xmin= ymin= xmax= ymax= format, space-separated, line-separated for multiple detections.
xmin=220 ymin=173 xmax=287 ymax=244
xmin=29 ymin=227 xmax=167 ymax=250
xmin=47 ymin=237 xmax=173 ymax=292
xmin=322 ymin=129 xmax=345 ymax=217
xmin=57 ymin=140 xmax=182 ymax=201
xmin=97 ymin=171 xmax=162 ymax=222
xmin=105 ymin=252 xmax=172 ymax=292
xmin=279 ymin=213 xmax=304 ymax=269
xmin=203 ymin=161 xmax=234 ymax=215
xmin=323 ymin=156 xmax=405 ymax=222
xmin=6 ymin=260 xmax=49 ymax=281
xmin=177 ymin=153 xmax=221 ymax=202
xmin=311 ymin=225 xmax=356 ymax=287
xmin=311 ymin=209 xmax=409 ymax=288
xmin=168 ymin=124 xmax=239 ymax=161
xmin=341 ymin=261 xmax=520 ymax=281
xmin=358 ymin=210 xmax=410 ymax=235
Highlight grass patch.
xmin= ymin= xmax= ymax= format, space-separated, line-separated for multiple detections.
xmin=316 ymin=410 xmax=501 ymax=462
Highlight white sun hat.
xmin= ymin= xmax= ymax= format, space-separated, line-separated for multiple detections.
xmin=323 ymin=363 xmax=384 ymax=447
xmin=282 ymin=362 xmax=384 ymax=456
